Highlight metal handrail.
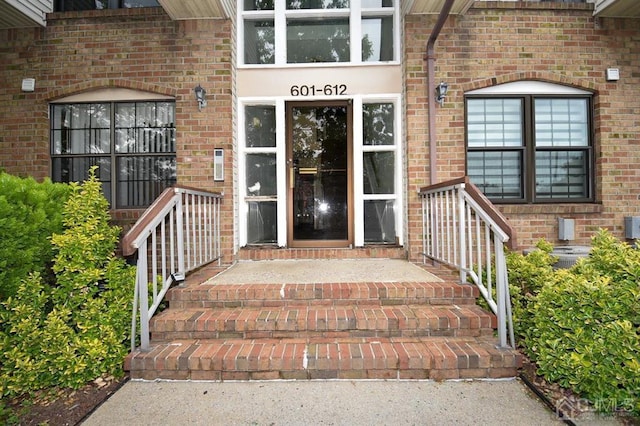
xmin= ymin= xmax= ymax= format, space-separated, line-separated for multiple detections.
xmin=419 ymin=177 xmax=515 ymax=348
xmin=122 ymin=186 xmax=223 ymax=351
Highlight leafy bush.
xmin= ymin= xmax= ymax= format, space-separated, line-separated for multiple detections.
xmin=511 ymin=230 xmax=640 ymax=416
xmin=0 ymin=169 xmax=135 ymax=397
xmin=0 ymin=173 xmax=71 ymax=301
xmin=506 ymin=239 xmax=557 ymax=342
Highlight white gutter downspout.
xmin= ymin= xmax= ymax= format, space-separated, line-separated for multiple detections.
xmin=426 ymin=0 xmax=455 ymax=185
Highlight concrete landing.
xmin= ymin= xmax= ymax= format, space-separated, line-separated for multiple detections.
xmin=203 ymin=259 xmax=443 ymax=284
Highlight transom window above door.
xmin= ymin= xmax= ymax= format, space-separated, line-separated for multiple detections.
xmin=240 ymin=0 xmax=397 ymax=66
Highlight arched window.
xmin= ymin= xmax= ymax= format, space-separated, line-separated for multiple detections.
xmin=465 ymin=81 xmax=594 ymax=203
xmin=50 ymin=88 xmax=176 ymax=209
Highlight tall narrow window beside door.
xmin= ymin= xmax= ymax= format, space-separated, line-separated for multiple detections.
xmin=244 ymin=105 xmax=278 ymax=244
xmin=363 ymin=102 xmax=397 ymax=243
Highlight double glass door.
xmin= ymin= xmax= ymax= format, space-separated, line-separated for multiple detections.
xmin=286 ymin=101 xmax=353 ymax=248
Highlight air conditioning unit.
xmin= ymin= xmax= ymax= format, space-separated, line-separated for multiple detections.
xmin=550 ymin=246 xmax=591 ymax=269
xmin=523 ymin=245 xmax=591 ymax=269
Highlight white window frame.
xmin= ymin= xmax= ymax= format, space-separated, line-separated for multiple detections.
xmin=238 ymin=93 xmax=403 ymax=247
xmin=238 ymin=0 xmax=400 ymax=68
xmin=238 ymin=99 xmax=285 ymax=247
xmin=357 ymin=96 xmax=403 ymax=246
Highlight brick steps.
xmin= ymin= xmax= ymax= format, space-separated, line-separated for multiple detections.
xmin=150 ymin=305 xmax=496 ymax=341
xmin=126 ymin=266 xmax=522 ymax=381
xmin=166 ymin=281 xmax=479 ymax=309
xmin=125 ymin=336 xmax=520 ymax=381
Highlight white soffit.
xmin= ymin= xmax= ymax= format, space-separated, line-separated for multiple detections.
xmin=157 ymin=0 xmax=231 ymax=20
xmin=51 ymin=88 xmax=174 ymax=103
xmin=0 ymin=0 xmax=50 ymax=28
xmin=157 ymin=0 xmax=471 ymax=19
xmin=594 ymin=0 xmax=640 ymax=18
xmin=404 ymin=0 xmax=475 ymax=15
xmin=467 ymin=81 xmax=592 ymax=95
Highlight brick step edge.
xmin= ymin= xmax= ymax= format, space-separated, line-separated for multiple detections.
xmin=166 ymin=282 xmax=480 ymax=308
xmin=152 ymin=328 xmax=495 ymax=341
xmin=237 ymin=246 xmax=407 ymax=261
xmin=150 ymin=305 xmax=498 ymax=340
xmin=125 ymin=337 xmax=522 ymax=381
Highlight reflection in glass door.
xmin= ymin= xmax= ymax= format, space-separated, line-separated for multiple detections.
xmin=287 ymin=102 xmax=352 ymax=247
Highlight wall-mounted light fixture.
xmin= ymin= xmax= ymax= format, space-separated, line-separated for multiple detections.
xmin=194 ymin=84 xmax=207 ymax=111
xmin=435 ymin=81 xmax=448 ymax=106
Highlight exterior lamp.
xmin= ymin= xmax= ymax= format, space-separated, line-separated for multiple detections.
xmin=435 ymin=81 xmax=448 ymax=106
xmin=194 ymin=84 xmax=207 ymax=111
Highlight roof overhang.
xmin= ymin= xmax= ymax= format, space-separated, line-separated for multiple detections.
xmin=157 ymin=0 xmax=232 ymax=20
xmin=156 ymin=0 xmax=475 ymax=20
xmin=0 ymin=0 xmax=51 ymax=29
xmin=594 ymin=0 xmax=640 ymax=18
xmin=403 ymin=0 xmax=475 ymax=15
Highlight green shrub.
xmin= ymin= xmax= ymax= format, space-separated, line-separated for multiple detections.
xmin=505 ymin=239 xmax=557 ymax=342
xmin=518 ymin=230 xmax=640 ymax=416
xmin=0 ymin=168 xmax=135 ymax=397
xmin=0 ymin=173 xmax=71 ymax=301
xmin=0 ymin=399 xmax=19 ymax=425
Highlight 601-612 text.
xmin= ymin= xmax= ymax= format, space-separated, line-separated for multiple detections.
xmin=290 ymin=84 xmax=347 ymax=96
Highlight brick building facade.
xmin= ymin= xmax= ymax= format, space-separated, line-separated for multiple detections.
xmin=404 ymin=1 xmax=640 ymax=259
xmin=1 ymin=1 xmax=638 ymax=263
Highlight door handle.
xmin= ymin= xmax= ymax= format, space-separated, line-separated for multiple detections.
xmin=290 ymin=166 xmax=295 ymax=189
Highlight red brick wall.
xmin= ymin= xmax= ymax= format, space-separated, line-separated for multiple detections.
xmin=3 ymin=3 xmax=640 ymax=262
xmin=0 ymin=7 xmax=235 ymax=262
xmin=405 ymin=2 xmax=640 ymax=259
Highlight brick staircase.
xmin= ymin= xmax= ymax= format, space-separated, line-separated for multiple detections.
xmin=125 ymin=258 xmax=522 ymax=381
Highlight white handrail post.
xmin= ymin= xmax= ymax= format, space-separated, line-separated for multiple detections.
xmin=494 ymin=238 xmax=508 ymax=348
xmin=421 ymin=194 xmax=427 ymax=263
xmin=176 ymin=191 xmax=185 ymax=275
xmin=457 ymin=184 xmax=467 ymax=284
xmin=216 ymin=197 xmax=221 ymax=265
xmin=431 ymin=194 xmax=438 ymax=260
xmin=138 ymin=240 xmax=151 ymax=351
xmin=130 ymin=260 xmax=140 ymax=352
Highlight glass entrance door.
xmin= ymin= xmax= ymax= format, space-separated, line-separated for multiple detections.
xmin=287 ymin=101 xmax=353 ymax=248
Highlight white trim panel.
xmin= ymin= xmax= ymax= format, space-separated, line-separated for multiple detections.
xmin=51 ymin=88 xmax=174 ymax=103
xmin=237 ymin=65 xmax=402 ymax=98
xmin=467 ymin=81 xmax=592 ymax=95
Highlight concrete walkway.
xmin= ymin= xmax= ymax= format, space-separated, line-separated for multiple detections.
xmin=81 ymin=379 xmax=621 ymax=425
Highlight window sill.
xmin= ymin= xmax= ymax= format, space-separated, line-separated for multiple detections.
xmin=497 ymin=203 xmax=603 ymax=216
xmin=238 ymin=61 xmax=401 ymax=70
